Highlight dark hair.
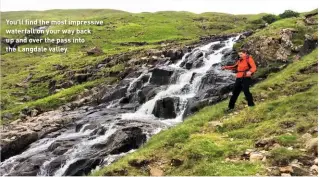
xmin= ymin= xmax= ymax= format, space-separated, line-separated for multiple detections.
xmin=238 ymin=49 xmax=248 ymax=53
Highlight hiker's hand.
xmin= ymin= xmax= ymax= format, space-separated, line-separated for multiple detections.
xmin=246 ymin=71 xmax=252 ymax=77
xmin=221 ymin=66 xmax=226 ymax=70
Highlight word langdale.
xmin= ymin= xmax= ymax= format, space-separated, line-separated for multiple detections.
xmin=6 ymin=46 xmax=68 ymax=53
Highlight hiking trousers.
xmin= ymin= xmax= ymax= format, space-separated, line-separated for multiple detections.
xmin=228 ymin=77 xmax=255 ymax=109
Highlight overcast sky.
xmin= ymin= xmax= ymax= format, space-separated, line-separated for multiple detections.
xmin=1 ymin=0 xmax=318 ymax=14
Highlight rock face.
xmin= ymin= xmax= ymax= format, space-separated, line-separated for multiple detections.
xmin=241 ymin=28 xmax=318 ymax=68
xmin=1 ymin=131 xmax=38 ymax=161
xmin=0 ymin=110 xmax=73 ymax=162
xmin=152 ymin=97 xmax=180 ymax=119
xmin=183 ymin=65 xmax=235 ymax=117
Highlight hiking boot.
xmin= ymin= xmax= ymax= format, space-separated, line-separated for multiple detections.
xmin=224 ymin=108 xmax=234 ymax=114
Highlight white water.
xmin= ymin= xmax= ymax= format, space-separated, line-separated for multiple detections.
xmin=122 ymin=36 xmax=239 ymax=124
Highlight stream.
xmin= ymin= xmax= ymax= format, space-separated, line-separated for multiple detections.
xmin=0 ymin=35 xmax=239 ymax=176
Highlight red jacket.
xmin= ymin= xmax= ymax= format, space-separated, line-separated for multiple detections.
xmin=223 ymin=54 xmax=257 ymax=78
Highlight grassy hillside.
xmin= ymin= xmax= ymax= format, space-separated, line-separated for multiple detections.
xmin=93 ymin=47 xmax=318 ymax=176
xmin=1 ymin=9 xmax=266 ymax=118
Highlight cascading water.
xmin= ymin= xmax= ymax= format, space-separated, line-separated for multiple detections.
xmin=122 ymin=36 xmax=239 ymax=124
xmin=0 ymin=35 xmax=239 ymax=176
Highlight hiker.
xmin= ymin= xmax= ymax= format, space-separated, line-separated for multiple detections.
xmin=222 ymin=49 xmax=257 ymax=111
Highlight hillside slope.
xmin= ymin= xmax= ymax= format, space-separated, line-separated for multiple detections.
xmin=1 ymin=10 xmax=266 ymax=120
xmin=93 ymin=48 xmax=318 ymax=176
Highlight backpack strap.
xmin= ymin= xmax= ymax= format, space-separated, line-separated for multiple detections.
xmin=246 ymin=55 xmax=251 ymax=70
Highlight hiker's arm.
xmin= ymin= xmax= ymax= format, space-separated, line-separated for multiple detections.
xmin=248 ymin=57 xmax=257 ymax=73
xmin=222 ymin=62 xmax=238 ymax=70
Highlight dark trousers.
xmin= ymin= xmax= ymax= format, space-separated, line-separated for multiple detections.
xmin=228 ymin=77 xmax=255 ymax=109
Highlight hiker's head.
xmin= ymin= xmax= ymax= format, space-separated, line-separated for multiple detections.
xmin=238 ymin=49 xmax=247 ymax=58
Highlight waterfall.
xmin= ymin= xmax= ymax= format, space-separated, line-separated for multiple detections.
xmin=0 ymin=35 xmax=239 ymax=176
xmin=122 ymin=36 xmax=239 ymax=124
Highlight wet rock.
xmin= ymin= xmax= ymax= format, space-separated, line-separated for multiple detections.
xmin=119 ymin=97 xmax=130 ymax=104
xmin=109 ymin=127 xmax=147 ymax=154
xmin=152 ymin=97 xmax=180 ymax=119
xmin=45 ymin=156 xmax=67 ymax=175
xmin=63 ymin=158 xmax=103 ymax=176
xmin=75 ymin=123 xmax=84 ymax=132
xmin=52 ymin=146 xmax=69 ymax=155
xmin=141 ymin=85 xmax=162 ymax=101
xmin=1 ymin=131 xmax=38 ymax=161
xmin=182 ymin=51 xmax=203 ymax=69
xmin=149 ymin=67 xmax=174 ymax=85
xmin=101 ymin=86 xmax=128 ymax=103
xmin=210 ymin=42 xmax=225 ymax=50
xmin=93 ymin=126 xmax=147 ymax=155
xmin=7 ymin=154 xmax=49 ymax=176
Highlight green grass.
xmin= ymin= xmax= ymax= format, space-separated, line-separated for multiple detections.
xmin=1 ymin=9 xmax=268 ymax=117
xmin=92 ymin=49 xmax=317 ymax=176
xmin=0 ymin=77 xmax=116 ymax=124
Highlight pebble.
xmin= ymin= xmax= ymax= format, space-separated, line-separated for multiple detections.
xmin=315 ymin=158 xmax=318 ymax=165
xmin=249 ymin=152 xmax=264 ymax=162
xmin=310 ymin=165 xmax=318 ymax=173
xmin=287 ymin=147 xmax=293 ymax=150
xmin=279 ymin=166 xmax=293 ymax=173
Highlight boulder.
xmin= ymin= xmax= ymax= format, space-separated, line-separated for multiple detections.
xmin=152 ymin=97 xmax=180 ymax=119
xmin=6 ymin=154 xmax=49 ymax=176
xmin=108 ymin=127 xmax=147 ymax=154
xmin=1 ymin=131 xmax=38 ymax=161
xmin=305 ymin=138 xmax=318 ymax=155
xmin=163 ymin=49 xmax=184 ymax=62
xmin=249 ymin=152 xmax=264 ymax=162
xmin=101 ymin=86 xmax=128 ymax=103
xmin=210 ymin=42 xmax=225 ymax=50
xmin=149 ymin=67 xmax=174 ymax=85
xmin=149 ymin=167 xmax=164 ymax=176
xmin=63 ymin=158 xmax=103 ymax=176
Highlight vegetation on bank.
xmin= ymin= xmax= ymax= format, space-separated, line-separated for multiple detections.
xmin=93 ymin=48 xmax=318 ymax=176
